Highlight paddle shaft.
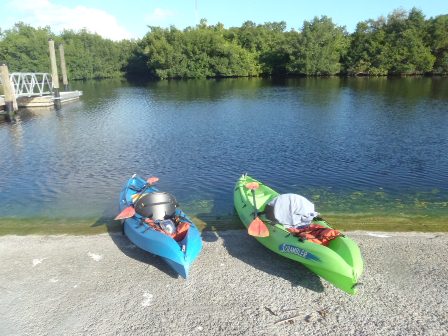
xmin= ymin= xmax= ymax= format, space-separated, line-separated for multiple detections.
xmin=245 ymin=180 xmax=270 ymax=237
xmin=133 ymin=176 xmax=159 ymax=205
xmin=133 ymin=182 xmax=152 ymax=205
xmin=251 ymin=189 xmax=258 ymax=219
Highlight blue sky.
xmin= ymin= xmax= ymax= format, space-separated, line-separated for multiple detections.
xmin=1 ymin=0 xmax=446 ymax=40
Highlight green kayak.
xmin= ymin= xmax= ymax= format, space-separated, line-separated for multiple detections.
xmin=234 ymin=174 xmax=364 ymax=295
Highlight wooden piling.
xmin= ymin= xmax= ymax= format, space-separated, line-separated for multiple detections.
xmin=0 ymin=64 xmax=17 ymax=119
xmin=48 ymin=39 xmax=61 ymax=109
xmin=58 ymin=44 xmax=69 ymax=91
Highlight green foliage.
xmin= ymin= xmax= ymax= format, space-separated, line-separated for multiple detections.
xmin=346 ymin=20 xmax=390 ymax=75
xmin=0 ymin=22 xmax=54 ymax=72
xmin=123 ymin=39 xmax=150 ymax=79
xmin=346 ymin=8 xmax=437 ymax=76
xmin=427 ymin=15 xmax=448 ymax=74
xmin=0 ymin=8 xmax=446 ymax=80
xmin=230 ymin=21 xmax=290 ymax=75
xmin=287 ymin=16 xmax=349 ymax=75
xmin=59 ymin=29 xmax=132 ymax=79
xmin=141 ymin=23 xmax=259 ymax=79
xmin=383 ymin=9 xmax=435 ymax=74
xmin=0 ymin=23 xmax=133 ymax=80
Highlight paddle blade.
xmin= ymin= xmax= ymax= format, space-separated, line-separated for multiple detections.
xmin=114 ymin=206 xmax=135 ymax=220
xmin=245 ymin=182 xmax=259 ymax=190
xmin=247 ymin=217 xmax=269 ymax=237
xmin=147 ymin=176 xmax=159 ymax=185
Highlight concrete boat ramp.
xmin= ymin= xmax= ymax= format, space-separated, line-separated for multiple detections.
xmin=0 ymin=231 xmax=447 ymax=335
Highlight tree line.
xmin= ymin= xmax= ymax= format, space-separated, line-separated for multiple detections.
xmin=0 ymin=8 xmax=446 ymax=80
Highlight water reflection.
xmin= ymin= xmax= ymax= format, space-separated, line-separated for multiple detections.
xmin=0 ymin=77 xmax=447 ymax=222
xmin=344 ymin=76 xmax=444 ymax=104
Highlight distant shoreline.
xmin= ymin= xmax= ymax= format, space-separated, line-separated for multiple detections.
xmin=1 ymin=213 xmax=447 ymax=235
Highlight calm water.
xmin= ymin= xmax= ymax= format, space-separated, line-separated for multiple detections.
xmin=0 ymin=77 xmax=447 ymax=221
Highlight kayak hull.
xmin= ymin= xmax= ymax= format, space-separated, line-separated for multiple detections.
xmin=119 ymin=175 xmax=202 ymax=278
xmin=234 ymin=175 xmax=364 ymax=294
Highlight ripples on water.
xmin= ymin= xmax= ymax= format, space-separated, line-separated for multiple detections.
xmin=0 ymin=77 xmax=447 ymax=219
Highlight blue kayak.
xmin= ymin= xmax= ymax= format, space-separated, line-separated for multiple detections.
xmin=117 ymin=174 xmax=202 ymax=278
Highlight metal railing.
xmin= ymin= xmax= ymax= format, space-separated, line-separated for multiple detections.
xmin=0 ymin=73 xmax=53 ymax=98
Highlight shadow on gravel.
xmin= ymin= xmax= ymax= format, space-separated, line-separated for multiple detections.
xmin=92 ymin=215 xmax=179 ymax=279
xmin=201 ymin=228 xmax=325 ymax=293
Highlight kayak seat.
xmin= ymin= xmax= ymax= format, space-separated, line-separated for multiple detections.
xmin=263 ymin=204 xmax=276 ymax=222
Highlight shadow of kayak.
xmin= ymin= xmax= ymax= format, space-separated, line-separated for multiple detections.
xmin=92 ymin=215 xmax=179 ymax=279
xmin=200 ymin=225 xmax=324 ymax=293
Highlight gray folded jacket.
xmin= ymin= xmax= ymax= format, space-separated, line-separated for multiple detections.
xmin=266 ymin=193 xmax=319 ymax=228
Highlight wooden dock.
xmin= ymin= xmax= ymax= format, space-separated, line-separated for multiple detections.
xmin=2 ymin=41 xmax=83 ymax=118
xmin=15 ymin=91 xmax=83 ymax=108
xmin=1 ymin=91 xmax=82 ymax=110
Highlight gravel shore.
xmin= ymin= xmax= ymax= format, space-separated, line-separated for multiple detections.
xmin=1 ymin=231 xmax=447 ymax=336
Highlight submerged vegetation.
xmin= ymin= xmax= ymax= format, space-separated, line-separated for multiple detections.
xmin=0 ymin=213 xmax=446 ymax=236
xmin=0 ymin=8 xmax=446 ymax=80
xmin=0 ymin=188 xmax=446 ymax=235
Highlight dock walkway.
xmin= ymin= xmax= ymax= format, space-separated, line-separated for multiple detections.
xmin=16 ymin=90 xmax=83 ymax=107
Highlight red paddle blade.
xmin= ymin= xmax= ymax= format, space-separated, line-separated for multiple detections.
xmin=247 ymin=217 xmax=269 ymax=237
xmin=245 ymin=182 xmax=260 ymax=190
xmin=114 ymin=206 xmax=135 ymax=220
xmin=147 ymin=176 xmax=159 ymax=185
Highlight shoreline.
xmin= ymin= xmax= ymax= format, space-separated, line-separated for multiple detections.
xmin=1 ymin=231 xmax=447 ymax=335
xmin=0 ymin=213 xmax=447 ymax=235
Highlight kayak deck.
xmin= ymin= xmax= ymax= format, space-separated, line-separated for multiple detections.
xmin=119 ymin=175 xmax=202 ymax=278
xmin=234 ymin=174 xmax=364 ymax=294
